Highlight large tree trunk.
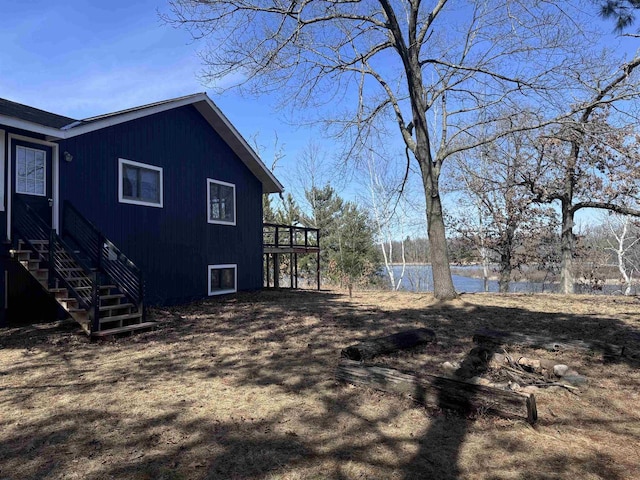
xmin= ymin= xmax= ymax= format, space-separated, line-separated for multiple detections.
xmin=395 ymin=9 xmax=456 ymax=301
xmin=426 ymin=192 xmax=457 ymax=299
xmin=559 ymin=200 xmax=575 ymax=294
xmin=499 ymin=251 xmax=512 ymax=293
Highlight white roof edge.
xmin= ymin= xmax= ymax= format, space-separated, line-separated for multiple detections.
xmin=197 ymin=97 xmax=284 ymax=194
xmin=62 ymin=94 xmax=209 ymax=139
xmin=1 ymin=93 xmax=284 ymax=193
xmin=0 ymin=114 xmax=63 ymax=139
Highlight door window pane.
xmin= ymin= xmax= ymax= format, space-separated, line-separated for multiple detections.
xmin=16 ymin=146 xmax=46 ymax=196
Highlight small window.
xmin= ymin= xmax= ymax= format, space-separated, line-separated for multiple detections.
xmin=118 ymin=158 xmax=163 ymax=208
xmin=207 ymin=178 xmax=235 ymax=225
xmin=208 ymin=264 xmax=237 ymax=295
xmin=16 ymin=146 xmax=46 ymax=196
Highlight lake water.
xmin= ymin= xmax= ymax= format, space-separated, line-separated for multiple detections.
xmin=388 ymin=264 xmax=629 ymax=294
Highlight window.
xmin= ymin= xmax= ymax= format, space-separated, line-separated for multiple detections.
xmin=118 ymin=158 xmax=163 ymax=207
xmin=207 ymin=178 xmax=235 ymax=225
xmin=16 ymin=146 xmax=46 ymax=196
xmin=208 ymin=264 xmax=237 ymax=295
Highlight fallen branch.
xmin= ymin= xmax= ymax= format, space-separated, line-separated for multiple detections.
xmin=341 ymin=328 xmax=436 ymax=361
xmin=533 ymin=382 xmax=580 ymax=394
xmin=475 ymin=328 xmax=624 ymax=357
xmin=336 ymin=359 xmax=537 ymax=424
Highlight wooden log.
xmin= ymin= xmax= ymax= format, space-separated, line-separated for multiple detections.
xmin=473 ymin=328 xmax=625 ymax=357
xmin=341 ymin=328 xmax=436 ymax=361
xmin=336 ymin=359 xmax=537 ymax=425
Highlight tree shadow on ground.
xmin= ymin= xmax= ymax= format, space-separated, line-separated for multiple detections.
xmin=0 ymin=290 xmax=638 ymax=479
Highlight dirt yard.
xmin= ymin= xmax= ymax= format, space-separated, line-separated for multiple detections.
xmin=1 ymin=290 xmax=639 ymax=480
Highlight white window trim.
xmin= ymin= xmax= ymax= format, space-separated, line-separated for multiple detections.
xmin=118 ymin=158 xmax=163 ymax=208
xmin=208 ymin=264 xmax=237 ymax=296
xmin=15 ymin=145 xmax=47 ymax=197
xmin=207 ymin=178 xmax=236 ymax=226
xmin=0 ymin=130 xmax=5 ymax=211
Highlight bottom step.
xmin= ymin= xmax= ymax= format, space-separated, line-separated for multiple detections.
xmin=91 ymin=321 xmax=156 ymax=338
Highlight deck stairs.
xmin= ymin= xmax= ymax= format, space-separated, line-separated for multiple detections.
xmin=11 ymin=198 xmax=154 ymax=337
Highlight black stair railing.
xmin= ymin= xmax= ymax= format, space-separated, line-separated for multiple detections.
xmin=12 ymin=197 xmax=99 ymax=325
xmin=62 ymin=200 xmax=143 ymax=309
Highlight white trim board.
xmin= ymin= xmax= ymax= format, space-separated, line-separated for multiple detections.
xmin=207 ymin=178 xmax=236 ymax=226
xmin=2 ymin=93 xmax=283 ymax=194
xmin=0 ymin=129 xmax=5 ymax=211
xmin=6 ymin=134 xmax=60 ymax=240
xmin=118 ymin=158 xmax=164 ymax=208
xmin=208 ymin=264 xmax=237 ymax=296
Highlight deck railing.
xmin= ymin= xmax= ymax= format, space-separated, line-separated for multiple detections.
xmin=263 ymin=222 xmax=320 ymax=289
xmin=63 ymin=200 xmax=144 ymax=309
xmin=263 ymin=223 xmax=320 ymax=251
xmin=12 ymin=197 xmax=96 ymax=311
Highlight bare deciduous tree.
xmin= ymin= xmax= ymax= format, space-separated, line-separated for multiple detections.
xmin=603 ymin=213 xmax=640 ymax=295
xmin=363 ymin=152 xmax=409 ymax=290
xmin=166 ymin=0 xmax=586 ymax=299
xmin=523 ymin=52 xmax=640 ymax=293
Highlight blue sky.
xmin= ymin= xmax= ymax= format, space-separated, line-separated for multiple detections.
xmin=0 ymin=1 xmax=634 ymax=235
xmin=0 ymin=0 xmax=310 ymax=181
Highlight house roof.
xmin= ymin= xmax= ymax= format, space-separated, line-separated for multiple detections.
xmin=0 ymin=97 xmax=77 ymax=129
xmin=0 ymin=93 xmax=283 ymax=193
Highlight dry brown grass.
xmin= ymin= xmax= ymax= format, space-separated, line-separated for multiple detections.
xmin=1 ymin=289 xmax=639 ymax=480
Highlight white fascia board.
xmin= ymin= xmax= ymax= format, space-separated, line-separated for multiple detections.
xmin=0 ymin=115 xmax=63 ymax=139
xmin=194 ymin=98 xmax=284 ymax=194
xmin=2 ymin=92 xmax=284 ymax=194
xmin=61 ymin=94 xmax=210 ymax=138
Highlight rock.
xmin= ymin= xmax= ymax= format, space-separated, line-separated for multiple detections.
xmin=539 ymin=359 xmax=556 ymax=371
xmin=442 ymin=361 xmax=459 ymax=376
xmin=553 ymin=364 xmax=570 ymax=377
xmin=489 ymin=353 xmax=506 ymax=368
xmin=522 ymin=386 xmax=540 ymax=394
xmin=518 ymin=358 xmax=541 ymax=372
xmin=508 ymin=382 xmax=521 ymax=391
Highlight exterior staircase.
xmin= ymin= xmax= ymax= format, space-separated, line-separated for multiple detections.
xmin=11 ymin=198 xmax=154 ymax=337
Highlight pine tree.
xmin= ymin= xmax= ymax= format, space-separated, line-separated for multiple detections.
xmin=304 ymin=185 xmax=379 ymax=295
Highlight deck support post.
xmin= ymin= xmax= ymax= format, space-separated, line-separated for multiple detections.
xmin=273 ymin=253 xmax=279 ymax=288
xmin=289 ymin=253 xmax=294 ymax=288
xmin=265 ymin=253 xmax=270 ymax=287
xmin=263 ymin=223 xmax=320 ymax=290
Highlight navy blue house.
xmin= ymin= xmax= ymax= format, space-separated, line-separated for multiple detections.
xmin=0 ymin=93 xmax=283 ymax=336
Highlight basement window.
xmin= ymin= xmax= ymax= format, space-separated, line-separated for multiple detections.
xmin=208 ymin=264 xmax=237 ymax=295
xmin=207 ymin=178 xmax=235 ymax=225
xmin=118 ymin=158 xmax=163 ymax=208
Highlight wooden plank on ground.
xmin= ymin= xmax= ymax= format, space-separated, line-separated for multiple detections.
xmin=336 ymin=359 xmax=537 ymax=425
xmin=473 ymin=328 xmax=625 ymax=357
xmin=341 ymin=328 xmax=436 ymax=361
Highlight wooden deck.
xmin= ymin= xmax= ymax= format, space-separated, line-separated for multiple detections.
xmin=263 ymin=223 xmax=320 ymax=289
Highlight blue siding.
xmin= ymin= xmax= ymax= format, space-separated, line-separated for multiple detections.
xmin=58 ymin=105 xmax=263 ymax=306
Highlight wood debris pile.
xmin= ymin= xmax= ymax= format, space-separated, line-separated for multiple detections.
xmin=442 ymin=346 xmax=588 ymax=394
